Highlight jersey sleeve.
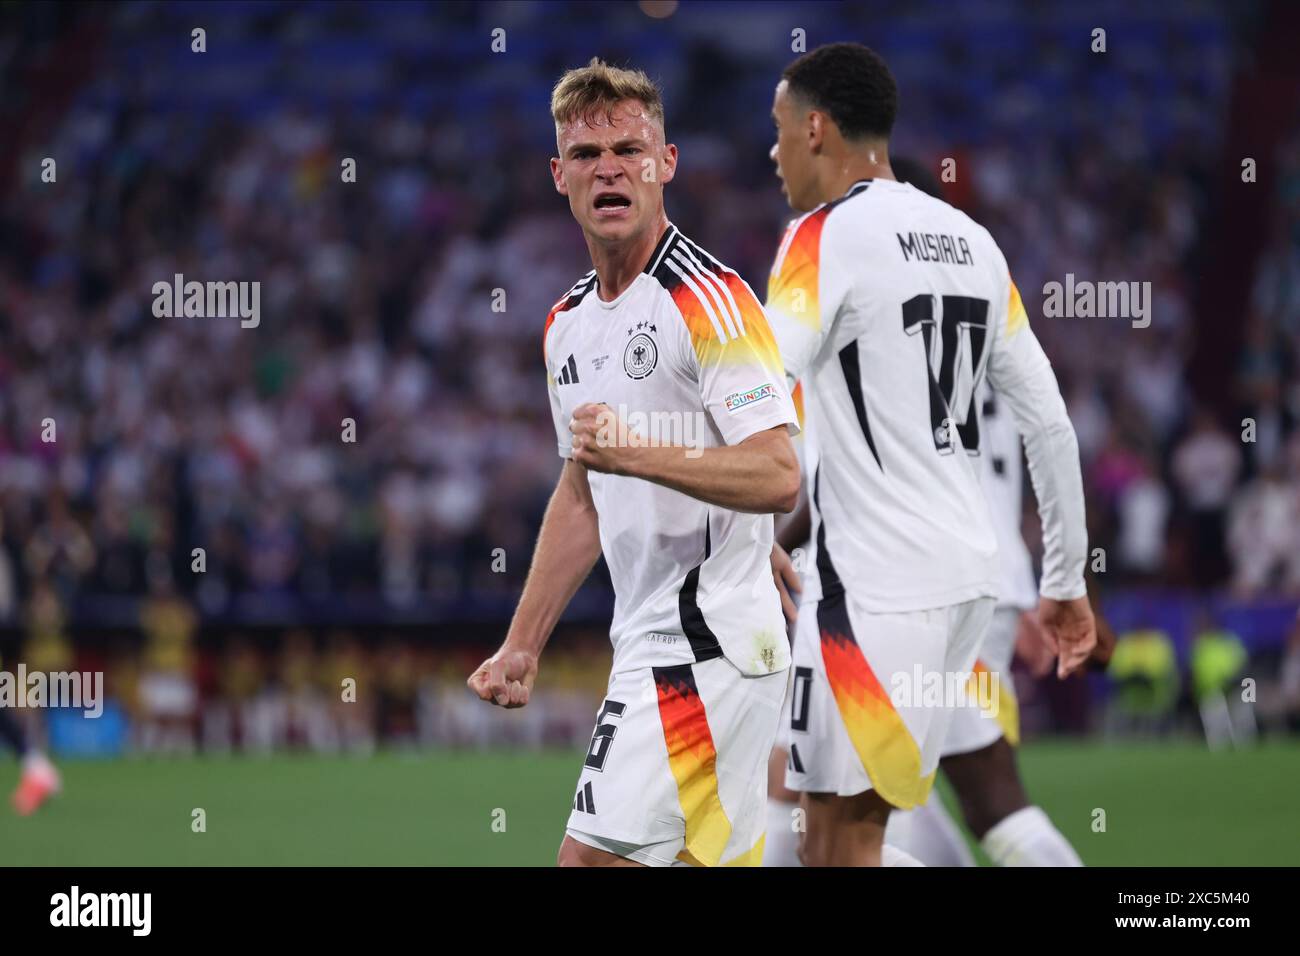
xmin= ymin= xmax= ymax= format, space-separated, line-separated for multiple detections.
xmin=543 ymin=309 xmax=572 ymax=460
xmin=669 ymin=267 xmax=798 ymax=446
xmin=764 ymin=207 xmax=854 ymax=386
xmin=546 ymin=366 xmax=570 ymax=459
xmin=983 ymin=264 xmax=1088 ymax=601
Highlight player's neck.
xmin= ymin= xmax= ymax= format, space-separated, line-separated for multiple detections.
xmin=587 ymin=212 xmax=671 ymax=302
xmin=818 ymin=145 xmax=894 ymax=205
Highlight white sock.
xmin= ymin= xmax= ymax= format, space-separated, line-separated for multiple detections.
xmin=763 ymin=798 xmax=803 ymax=866
xmin=21 ymin=750 xmax=52 ymax=774
xmin=881 ymin=843 xmax=926 ymax=866
xmin=981 ymin=806 xmax=1082 ymax=866
xmin=886 ymin=799 xmax=976 ymax=867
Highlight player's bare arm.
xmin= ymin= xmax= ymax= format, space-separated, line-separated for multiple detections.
xmin=467 ymin=459 xmax=601 ymax=708
xmin=568 ymin=402 xmax=800 ymax=513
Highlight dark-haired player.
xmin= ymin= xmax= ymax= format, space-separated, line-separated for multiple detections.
xmin=763 ymin=43 xmax=1095 ymax=866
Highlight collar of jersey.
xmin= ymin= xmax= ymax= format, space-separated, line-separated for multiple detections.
xmin=591 ymin=222 xmax=677 ymax=310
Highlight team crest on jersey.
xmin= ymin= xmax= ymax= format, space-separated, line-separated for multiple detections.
xmin=623 ymin=332 xmax=657 ymax=380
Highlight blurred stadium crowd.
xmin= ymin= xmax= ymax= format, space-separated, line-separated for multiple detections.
xmin=1 ymin=1 xmax=1298 ymax=751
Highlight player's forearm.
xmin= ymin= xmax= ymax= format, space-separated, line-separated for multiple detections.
xmin=776 ymin=496 xmax=811 ymax=551
xmin=621 ymin=434 xmax=800 ymax=514
xmin=1007 ymin=371 xmax=1088 ymax=600
xmin=503 ymin=475 xmax=602 ymax=656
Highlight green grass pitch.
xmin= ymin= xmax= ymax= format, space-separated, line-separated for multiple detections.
xmin=3 ymin=741 xmax=1298 ymax=865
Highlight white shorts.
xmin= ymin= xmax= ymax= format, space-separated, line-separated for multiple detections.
xmin=942 ymin=605 xmax=1023 ymax=756
xmin=564 ymin=655 xmax=786 ymax=867
xmin=784 ymin=592 xmax=995 ymax=808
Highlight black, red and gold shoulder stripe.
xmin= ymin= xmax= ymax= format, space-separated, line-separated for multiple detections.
xmin=649 ymin=228 xmax=784 ymax=374
xmin=766 ymin=179 xmax=871 ymax=325
xmin=542 ymin=270 xmax=596 ymax=361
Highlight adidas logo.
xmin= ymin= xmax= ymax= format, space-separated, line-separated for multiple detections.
xmin=787 ymin=743 xmax=805 ymax=773
xmin=557 ymin=354 xmax=580 ymax=385
xmin=573 ymin=781 xmax=596 ymax=814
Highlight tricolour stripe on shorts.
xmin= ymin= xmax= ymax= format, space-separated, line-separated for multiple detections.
xmin=816 ymin=593 xmax=932 ymax=810
xmin=969 ymin=659 xmax=1019 ymax=746
xmin=653 ymin=663 xmax=731 ymax=867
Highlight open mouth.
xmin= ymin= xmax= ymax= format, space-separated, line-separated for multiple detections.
xmin=593 ymin=192 xmax=632 ymax=211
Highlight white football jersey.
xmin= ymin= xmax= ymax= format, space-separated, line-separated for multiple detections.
xmin=545 ymin=224 xmax=798 ymax=677
xmin=976 ymin=381 xmax=1039 ymax=612
xmin=766 ymin=178 xmax=1086 ymax=612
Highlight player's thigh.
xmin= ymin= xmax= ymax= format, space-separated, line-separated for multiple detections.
xmin=556 ymin=834 xmax=646 ymax=867
xmin=768 ymin=666 xmax=800 ymax=803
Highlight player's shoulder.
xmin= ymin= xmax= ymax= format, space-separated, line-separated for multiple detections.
xmin=770 ymin=180 xmax=874 ymax=279
xmin=547 ymin=269 xmax=598 ymax=319
xmin=543 ymin=269 xmax=598 ymax=355
xmin=904 ymin=185 xmax=1004 ymax=262
xmin=647 ymin=225 xmax=762 ymax=343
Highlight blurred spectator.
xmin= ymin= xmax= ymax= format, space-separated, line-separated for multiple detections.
xmin=1171 ymin=411 xmax=1242 ymax=588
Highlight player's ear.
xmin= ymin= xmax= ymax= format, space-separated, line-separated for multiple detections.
xmin=550 ymin=156 xmax=568 ymax=196
xmin=807 ymin=111 xmax=826 ymax=154
xmin=659 ymin=143 xmax=678 ymax=185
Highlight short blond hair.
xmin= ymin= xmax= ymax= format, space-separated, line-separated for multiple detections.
xmin=550 ymin=57 xmax=665 ymax=134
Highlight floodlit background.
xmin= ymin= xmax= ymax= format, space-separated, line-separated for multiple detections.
xmin=1 ymin=0 xmax=1298 ymax=864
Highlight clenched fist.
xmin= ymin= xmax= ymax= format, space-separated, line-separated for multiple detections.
xmin=569 ymin=402 xmax=641 ymax=474
xmin=467 ymin=647 xmax=539 ymax=708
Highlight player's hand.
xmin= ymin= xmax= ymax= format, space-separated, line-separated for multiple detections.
xmin=1037 ymin=595 xmax=1097 ymax=680
xmin=1089 ymin=604 xmax=1117 ymax=671
xmin=570 ymin=403 xmax=640 ymax=475
xmin=1013 ymin=609 xmax=1055 ymax=678
xmin=467 ymin=647 xmax=539 ymax=708
xmin=771 ymin=543 xmax=802 ymax=628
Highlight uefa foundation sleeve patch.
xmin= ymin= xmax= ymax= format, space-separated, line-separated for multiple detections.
xmin=723 ymin=382 xmax=777 ymax=414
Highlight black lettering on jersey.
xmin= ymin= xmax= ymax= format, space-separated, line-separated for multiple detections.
xmin=896 ymin=232 xmax=975 ymax=266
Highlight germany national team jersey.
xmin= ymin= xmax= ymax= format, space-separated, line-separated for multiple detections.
xmin=976 ymin=380 xmax=1039 ymax=612
xmin=765 ymin=178 xmax=1087 ymax=613
xmin=544 ymin=223 xmax=799 ymax=677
